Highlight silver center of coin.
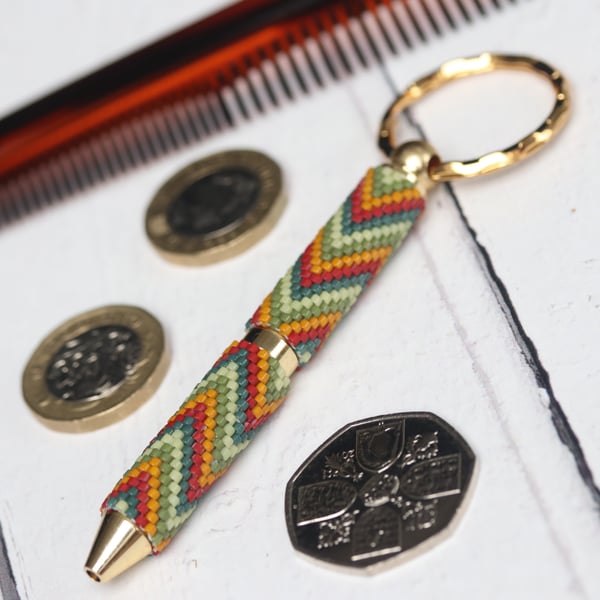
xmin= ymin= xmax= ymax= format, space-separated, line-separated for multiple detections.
xmin=45 ymin=325 xmax=142 ymax=402
xmin=167 ymin=168 xmax=260 ymax=236
xmin=285 ymin=413 xmax=475 ymax=571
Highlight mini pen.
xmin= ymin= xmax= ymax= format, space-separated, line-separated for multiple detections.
xmin=84 ymin=150 xmax=429 ymax=582
xmin=84 ymin=53 xmax=569 ymax=582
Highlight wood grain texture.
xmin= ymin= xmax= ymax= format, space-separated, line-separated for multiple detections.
xmin=0 ymin=1 xmax=598 ymax=599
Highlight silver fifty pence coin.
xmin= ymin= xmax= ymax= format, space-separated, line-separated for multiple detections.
xmin=285 ymin=412 xmax=476 ymax=572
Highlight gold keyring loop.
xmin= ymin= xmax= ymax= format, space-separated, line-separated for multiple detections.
xmin=378 ymin=52 xmax=570 ymax=182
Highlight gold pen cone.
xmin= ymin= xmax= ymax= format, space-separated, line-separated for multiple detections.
xmin=84 ymin=511 xmax=152 ymax=583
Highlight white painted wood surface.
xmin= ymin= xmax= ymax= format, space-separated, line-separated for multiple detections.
xmin=0 ymin=1 xmax=598 ymax=599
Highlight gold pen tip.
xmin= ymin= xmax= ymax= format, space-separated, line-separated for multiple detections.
xmin=85 ymin=567 xmax=102 ymax=583
xmin=84 ymin=511 xmax=152 ymax=583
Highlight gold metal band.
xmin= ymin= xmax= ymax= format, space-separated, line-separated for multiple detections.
xmin=379 ymin=52 xmax=570 ymax=182
xmin=243 ymin=327 xmax=299 ymax=377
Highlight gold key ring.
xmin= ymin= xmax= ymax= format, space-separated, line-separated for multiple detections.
xmin=378 ymin=52 xmax=570 ymax=182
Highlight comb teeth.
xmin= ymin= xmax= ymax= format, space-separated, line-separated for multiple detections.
xmin=0 ymin=0 xmax=517 ymax=228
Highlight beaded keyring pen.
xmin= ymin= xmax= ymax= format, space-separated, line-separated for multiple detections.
xmin=85 ymin=52 xmax=570 ymax=582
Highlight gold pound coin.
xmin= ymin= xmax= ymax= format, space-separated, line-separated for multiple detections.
xmin=145 ymin=149 xmax=285 ymax=265
xmin=22 ymin=305 xmax=168 ymax=433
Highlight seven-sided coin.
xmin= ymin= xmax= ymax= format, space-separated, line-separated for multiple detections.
xmin=285 ymin=412 xmax=476 ymax=572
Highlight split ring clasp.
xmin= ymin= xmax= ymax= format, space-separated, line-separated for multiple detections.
xmin=378 ymin=53 xmax=570 ymax=182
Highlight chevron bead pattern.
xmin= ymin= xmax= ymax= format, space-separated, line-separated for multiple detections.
xmin=249 ymin=165 xmax=425 ymax=365
xmin=102 ymin=340 xmax=291 ymax=551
